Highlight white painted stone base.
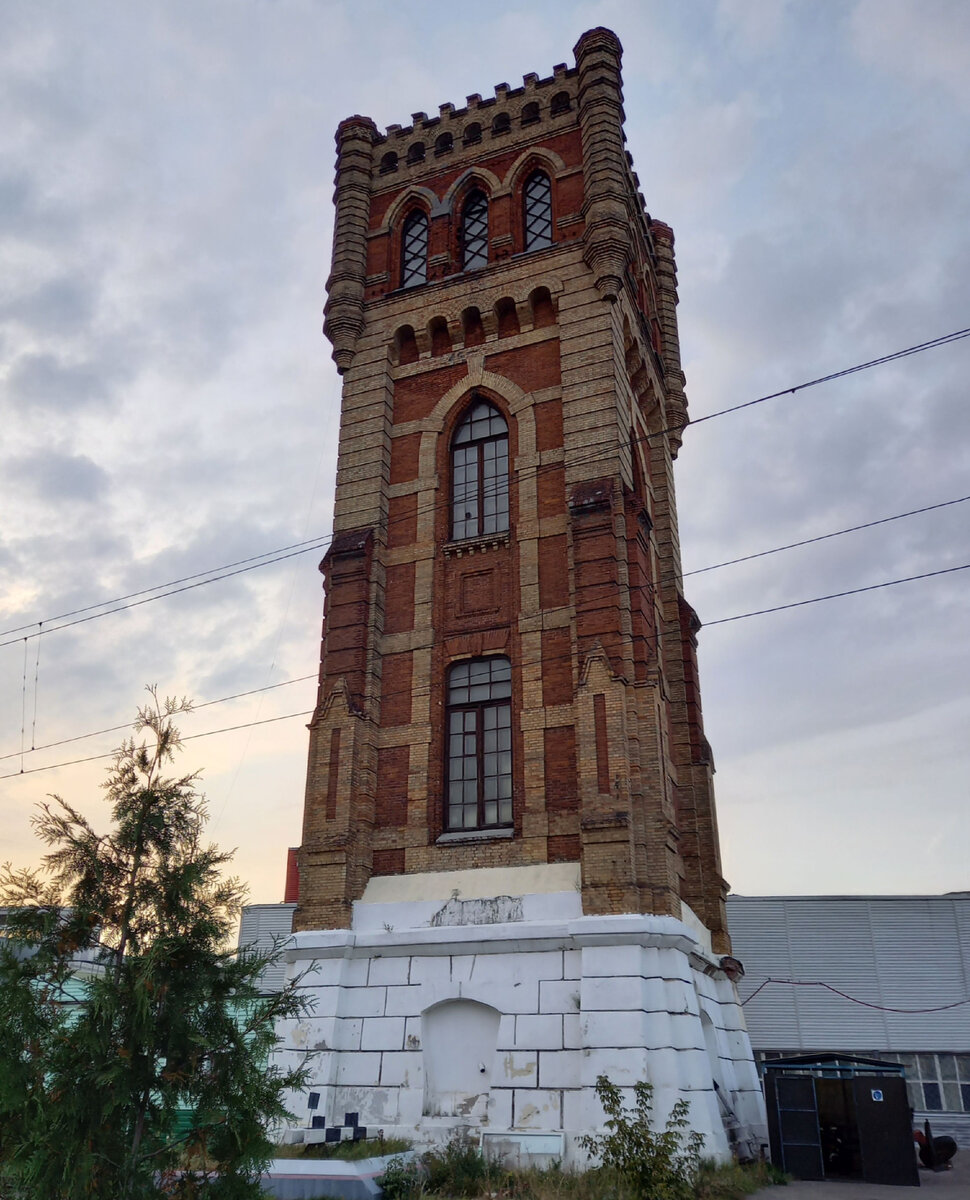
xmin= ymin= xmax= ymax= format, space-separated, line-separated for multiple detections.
xmin=277 ymin=866 xmax=767 ymax=1166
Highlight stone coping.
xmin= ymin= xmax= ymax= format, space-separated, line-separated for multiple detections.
xmin=285 ymin=913 xmax=705 ymax=964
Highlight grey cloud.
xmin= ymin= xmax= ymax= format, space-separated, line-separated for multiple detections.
xmin=7 ymin=450 xmax=108 ymax=504
xmin=6 ymin=352 xmax=118 ymax=412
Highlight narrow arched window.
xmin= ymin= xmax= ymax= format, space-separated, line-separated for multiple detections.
xmin=446 ymin=656 xmax=513 ymax=831
xmin=523 ymin=171 xmax=552 ymax=251
xmin=451 ymin=398 xmax=508 ymax=540
xmin=461 ymin=190 xmax=488 ymax=271
xmin=401 ymin=210 xmax=428 ymax=288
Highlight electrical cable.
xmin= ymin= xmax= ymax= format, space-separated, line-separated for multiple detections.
xmin=703 ymin=562 xmax=970 ymax=626
xmin=0 ymin=674 xmax=317 ymax=764
xmin=6 ymin=548 xmax=966 ymax=780
xmin=682 ymin=495 xmax=970 ymax=577
xmin=6 ymin=325 xmax=967 ymax=651
xmin=741 ymin=977 xmax=970 ymax=1014
xmin=0 ymin=709 xmax=315 ymax=782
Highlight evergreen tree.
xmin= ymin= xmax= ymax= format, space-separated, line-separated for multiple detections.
xmin=0 ymin=690 xmax=308 ymax=1199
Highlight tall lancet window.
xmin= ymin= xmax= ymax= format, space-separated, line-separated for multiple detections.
xmin=401 ymin=209 xmax=429 ymax=288
xmin=446 ymin=656 xmax=513 ymax=831
xmin=460 ymin=189 xmax=489 ymax=270
xmin=523 ymin=171 xmax=552 ymax=250
xmin=451 ymin=398 xmax=509 ymax=540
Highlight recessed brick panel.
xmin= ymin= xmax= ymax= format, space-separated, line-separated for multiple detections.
xmin=544 ymin=726 xmax=577 ymax=811
xmin=380 ymin=652 xmax=413 ymax=727
xmin=541 ymin=628 xmax=573 ymax=707
xmin=538 ymin=534 xmax=569 ymax=609
xmin=377 ymin=745 xmax=409 ymax=826
xmin=384 ymin=562 xmax=416 ymax=634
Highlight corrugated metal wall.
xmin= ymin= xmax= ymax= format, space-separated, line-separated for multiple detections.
xmin=726 ymin=895 xmax=970 ymax=1052
xmin=238 ymin=902 xmax=296 ymax=993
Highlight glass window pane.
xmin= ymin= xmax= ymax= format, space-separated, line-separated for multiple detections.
xmin=402 ymin=210 xmax=429 ymax=286
xmin=917 ymin=1055 xmax=938 ymax=1079
xmin=942 ymin=1081 xmax=961 ymax=1111
xmin=499 ymin=798 xmax=512 ymax=823
xmin=462 ymin=191 xmax=488 ymax=270
xmin=523 ymin=172 xmax=552 ymax=251
xmin=484 ymin=801 xmax=497 ymax=825
xmin=940 ymin=1055 xmax=958 ymax=1080
xmin=923 ymin=1081 xmax=942 ymax=1110
xmin=961 ymin=1083 xmax=970 ymax=1110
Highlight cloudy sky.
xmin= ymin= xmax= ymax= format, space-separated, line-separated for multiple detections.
xmin=2 ymin=0 xmax=968 ymax=906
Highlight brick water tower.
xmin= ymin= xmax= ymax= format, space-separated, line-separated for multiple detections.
xmin=280 ymin=29 xmax=766 ymax=1162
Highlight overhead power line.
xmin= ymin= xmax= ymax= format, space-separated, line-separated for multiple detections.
xmin=0 ymin=674 xmax=317 ymax=765
xmin=5 ymin=550 xmax=967 ymax=781
xmin=0 ymin=709 xmax=315 ymax=782
xmin=682 ymin=495 xmax=970 ymax=577
xmin=6 ymin=326 xmax=967 ymax=651
xmin=704 ymin=562 xmax=970 ymax=626
xmin=742 ymin=977 xmax=969 ymax=1014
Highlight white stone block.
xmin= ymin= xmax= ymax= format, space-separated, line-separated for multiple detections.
xmin=496 ymin=1050 xmax=538 ymax=1086
xmin=369 ymin=956 xmax=411 ymax=986
xmin=404 ymin=1015 xmax=423 ymax=1049
xmin=643 ymin=1009 xmax=672 ymax=1049
xmin=450 ymin=955 xmax=476 ymax=984
xmin=562 ymin=950 xmax=582 ymax=980
xmin=514 ymin=1013 xmax=563 ymax=1050
xmin=669 ymin=1012 xmax=702 ymax=1052
xmin=470 ymin=980 xmax=539 ymax=1014
xmin=581 ymin=974 xmax=644 ymax=1013
xmin=487 ymin=1087 xmax=513 ymax=1128
xmin=496 ymin=1013 xmax=516 ymax=1049
xmin=302 ymin=986 xmax=346 ymax=1021
xmin=539 ymin=979 xmax=580 ymax=1014
xmin=513 ymin=1088 xmax=561 ymax=1130
xmin=336 ymin=1052 xmax=383 ymax=1086
xmin=336 ymin=957 xmax=370 ymax=987
xmin=640 ymin=976 xmax=669 ymax=1012
xmin=409 ymin=955 xmax=451 ymax=985
xmin=334 ymin=1018 xmax=363 ymax=1051
xmin=580 ymin=944 xmax=644 ymax=978
xmin=379 ymin=1051 xmax=423 ymax=1088
xmin=385 ymin=985 xmax=422 ymax=1016
xmin=583 ymin=1009 xmax=646 ymax=1048
xmin=361 ymin=1016 xmax=406 ymax=1051
xmin=538 ymin=1050 xmax=583 ymax=1089
xmin=581 ymin=1046 xmax=649 ymax=1086
xmin=563 ymin=1013 xmax=582 ymax=1049
xmin=338 ymin=986 xmax=387 ymax=1018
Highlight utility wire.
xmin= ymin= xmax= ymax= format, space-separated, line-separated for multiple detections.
xmin=0 ymin=540 xmax=331 ymax=651
xmin=682 ymin=495 xmax=970 ymax=577
xmin=741 ymin=977 xmax=969 ymax=1014
xmin=7 ymin=327 xmax=968 ymax=651
xmin=0 ymin=534 xmax=335 ymax=640
xmin=0 ymin=674 xmax=317 ymax=764
xmin=704 ymin=562 xmax=970 ymax=626
xmin=6 ymin=552 xmax=966 ymax=780
xmin=0 ymin=709 xmax=315 ymax=782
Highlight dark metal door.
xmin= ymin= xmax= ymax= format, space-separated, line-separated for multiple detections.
xmin=853 ymin=1075 xmax=920 ymax=1187
xmin=768 ymin=1074 xmax=824 ymax=1180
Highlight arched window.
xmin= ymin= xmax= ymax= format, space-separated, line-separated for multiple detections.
xmin=380 ymin=151 xmax=398 ymax=175
xmin=446 ymin=656 xmax=512 ymax=831
xmin=451 ymin=398 xmax=508 ymax=539
xmin=406 ymin=141 xmax=425 ymax=164
xmin=460 ymin=189 xmax=488 ymax=271
xmin=463 ymin=122 xmax=482 ymax=146
xmin=491 ymin=112 xmax=510 ymax=136
xmin=435 ymin=132 xmax=454 ymax=156
xmin=550 ymin=91 xmax=571 ymax=116
xmin=401 ymin=210 xmax=428 ymax=288
xmin=521 ymin=102 xmax=540 ymax=126
xmin=523 ymin=171 xmax=552 ymax=251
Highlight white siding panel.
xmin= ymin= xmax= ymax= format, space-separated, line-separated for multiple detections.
xmin=727 ymin=895 xmax=970 ymax=1055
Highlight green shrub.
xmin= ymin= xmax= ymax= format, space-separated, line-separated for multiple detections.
xmin=379 ymin=1153 xmax=425 ymax=1200
xmin=421 ymin=1132 xmax=497 ymax=1196
xmin=578 ymin=1076 xmax=705 ymax=1200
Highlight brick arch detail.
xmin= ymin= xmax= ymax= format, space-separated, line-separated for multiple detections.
xmin=439 ymin=165 xmax=504 ymax=211
xmin=375 ymin=184 xmax=439 ymax=235
xmin=416 ymin=364 xmax=536 ymax=482
xmin=501 ymin=145 xmax=568 ymax=194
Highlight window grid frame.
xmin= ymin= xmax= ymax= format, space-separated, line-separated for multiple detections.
xmin=445 ymin=657 xmax=513 ymax=833
xmin=461 ymin=189 xmax=489 ymax=271
xmin=450 ymin=399 xmax=509 ymax=541
xmin=523 ymin=171 xmax=553 ymax=252
xmin=401 ymin=209 xmax=429 ymax=289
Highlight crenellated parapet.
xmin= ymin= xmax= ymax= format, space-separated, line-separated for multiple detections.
xmin=574 ymin=27 xmax=633 ymax=301
xmin=323 ymin=115 xmax=377 ymax=372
